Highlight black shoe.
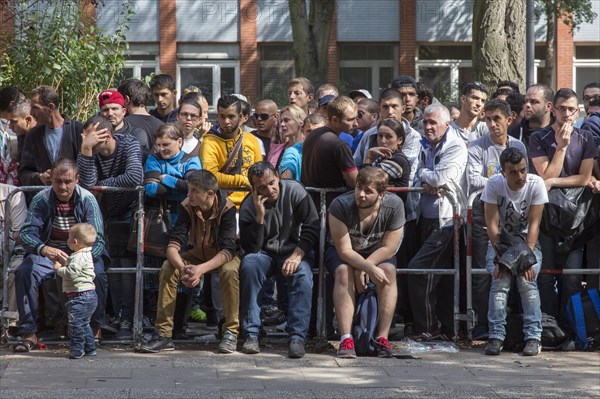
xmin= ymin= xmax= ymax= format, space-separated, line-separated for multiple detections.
xmin=218 ymin=331 xmax=237 ymax=354
xmin=242 ymin=336 xmax=260 ymax=354
xmin=288 ymin=338 xmax=305 ymax=359
xmin=139 ymin=335 xmax=174 ymax=353
xmin=485 ymin=338 xmax=503 ymax=355
xmin=116 ymin=321 xmax=133 ymax=340
xmin=522 ymin=339 xmax=541 ymax=356
xmin=263 ymin=310 xmax=286 ymax=326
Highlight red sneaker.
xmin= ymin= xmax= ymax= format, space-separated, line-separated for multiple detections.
xmin=337 ymin=337 xmax=357 ymax=358
xmin=376 ymin=336 xmax=393 ymax=358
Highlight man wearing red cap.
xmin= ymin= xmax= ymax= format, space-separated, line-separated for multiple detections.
xmin=98 ymin=90 xmax=152 ymax=164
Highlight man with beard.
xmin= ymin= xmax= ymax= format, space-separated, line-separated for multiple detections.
xmin=199 ymin=94 xmax=262 ymax=208
xmin=529 ymin=88 xmax=597 ymax=339
xmin=97 ymin=90 xmax=149 ymax=163
xmin=327 ymin=166 xmax=405 ymax=358
xmin=238 ymin=162 xmax=319 ymax=358
xmin=451 ymin=81 xmax=489 ymax=143
xmin=508 ymin=84 xmax=554 ymax=150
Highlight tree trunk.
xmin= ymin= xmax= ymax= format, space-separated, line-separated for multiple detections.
xmin=288 ymin=0 xmax=335 ymax=87
xmin=542 ymin=2 xmax=556 ymax=87
xmin=472 ymin=0 xmax=526 ymax=92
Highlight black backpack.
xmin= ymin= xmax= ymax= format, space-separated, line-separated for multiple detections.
xmin=504 ymin=312 xmax=567 ymax=351
xmin=352 ymin=284 xmax=378 ymax=356
xmin=565 ymin=288 xmax=600 ymax=350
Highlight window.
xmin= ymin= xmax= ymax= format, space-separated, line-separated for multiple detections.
xmin=338 ymin=44 xmax=397 ymax=99
xmin=574 ymin=46 xmax=600 ymax=104
xmin=259 ymin=45 xmax=295 ymax=105
xmin=177 ymin=61 xmax=239 ymax=113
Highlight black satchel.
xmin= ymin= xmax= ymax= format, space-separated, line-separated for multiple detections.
xmin=128 ymin=201 xmax=171 ymax=258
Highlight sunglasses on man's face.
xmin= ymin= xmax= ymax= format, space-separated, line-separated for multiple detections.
xmin=254 ymin=113 xmax=274 ymax=121
xmin=357 ymin=111 xmax=368 ymax=119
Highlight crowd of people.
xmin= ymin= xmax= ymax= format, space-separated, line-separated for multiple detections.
xmin=0 ymin=73 xmax=599 ymax=360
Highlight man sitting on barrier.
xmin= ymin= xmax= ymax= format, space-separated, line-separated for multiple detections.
xmin=327 ymin=166 xmax=405 ymax=358
xmin=13 ymin=158 xmax=108 ymax=352
xmin=77 ymin=113 xmax=143 ymax=340
xmin=238 ymin=161 xmax=319 ymax=358
xmin=482 ymin=147 xmax=547 ymax=356
xmin=407 ymin=103 xmax=468 ymax=341
xmin=139 ymin=169 xmax=240 ymax=353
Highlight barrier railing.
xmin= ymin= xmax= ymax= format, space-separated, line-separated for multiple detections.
xmin=3 ymin=184 xmax=464 ymax=346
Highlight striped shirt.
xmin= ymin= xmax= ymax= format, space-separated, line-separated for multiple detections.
xmin=77 ymin=134 xmax=143 ymax=218
xmin=46 ymin=199 xmax=75 ymax=250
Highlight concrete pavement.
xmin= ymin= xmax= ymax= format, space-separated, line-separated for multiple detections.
xmin=1 ymin=341 xmax=599 ymax=399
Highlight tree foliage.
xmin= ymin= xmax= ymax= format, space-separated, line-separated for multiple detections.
xmin=288 ymin=0 xmax=335 ymax=87
xmin=536 ymin=0 xmax=597 ymax=86
xmin=0 ymin=0 xmax=134 ymax=121
xmin=472 ymin=0 xmax=526 ymax=91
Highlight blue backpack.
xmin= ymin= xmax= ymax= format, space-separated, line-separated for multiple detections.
xmin=565 ymin=288 xmax=600 ymax=350
xmin=352 ymin=284 xmax=378 ymax=356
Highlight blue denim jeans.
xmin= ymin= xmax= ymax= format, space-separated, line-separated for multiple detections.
xmin=15 ymin=254 xmax=107 ymax=334
xmin=66 ymin=290 xmax=98 ymax=356
xmin=486 ymin=245 xmax=542 ymax=341
xmin=240 ymin=251 xmax=313 ymax=342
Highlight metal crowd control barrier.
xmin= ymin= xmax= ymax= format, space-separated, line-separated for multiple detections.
xmin=3 ymin=184 xmax=464 ymax=346
xmin=464 ymin=188 xmax=600 ymax=341
xmin=386 ymin=186 xmax=462 ymax=342
xmin=1 ymin=185 xmax=146 ymax=345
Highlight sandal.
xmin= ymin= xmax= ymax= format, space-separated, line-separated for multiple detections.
xmin=13 ymin=339 xmax=46 ymax=353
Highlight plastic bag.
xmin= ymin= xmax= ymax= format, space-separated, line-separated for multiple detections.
xmin=397 ymin=337 xmax=459 ymax=353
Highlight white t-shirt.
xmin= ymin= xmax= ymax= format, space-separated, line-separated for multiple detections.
xmin=480 ymin=174 xmax=548 ymax=235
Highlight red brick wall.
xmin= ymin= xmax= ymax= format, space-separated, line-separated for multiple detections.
xmin=159 ymin=0 xmax=177 ymax=78
xmin=328 ymin=7 xmax=338 ymax=85
xmin=555 ymin=17 xmax=574 ymax=90
xmin=240 ymin=0 xmax=258 ymax=102
xmin=399 ymin=0 xmax=416 ymax=77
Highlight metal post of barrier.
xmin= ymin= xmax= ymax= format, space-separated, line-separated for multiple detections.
xmin=465 ymin=189 xmax=483 ymax=341
xmin=133 ymin=187 xmax=145 ymax=346
xmin=446 ymin=190 xmax=462 ymax=343
xmin=315 ymin=189 xmax=327 ymax=345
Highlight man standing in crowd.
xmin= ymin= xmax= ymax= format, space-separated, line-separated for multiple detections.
xmin=251 ymin=99 xmax=279 ymax=159
xmin=466 ymin=99 xmax=527 ymax=338
xmin=529 ymin=88 xmax=597 ymax=336
xmin=199 ymin=94 xmax=262 ymax=208
xmin=140 ymin=170 xmax=241 ymax=353
xmin=77 ymin=114 xmax=143 ymax=340
xmin=575 ymin=82 xmax=600 ymax=128
xmin=392 ymin=76 xmax=424 ymax=133
xmin=352 ymin=98 xmax=380 ymax=152
xmin=408 ymin=104 xmax=468 ymax=341
xmin=508 ymin=84 xmax=554 ymax=149
xmin=288 ymin=77 xmax=314 ymax=116
xmin=98 ymin=90 xmax=148 ymax=162
xmin=118 ymin=78 xmax=164 ymax=161
xmin=482 ymin=147 xmax=547 ymax=357
xmin=149 ymin=74 xmax=178 ymax=124
xmin=451 ymin=81 xmax=489 ymax=143
xmin=18 ymin=86 xmax=83 ymax=186
xmin=302 ymin=96 xmax=358 ymax=195
xmin=13 ymin=159 xmax=108 ymax=351
xmin=327 ymin=167 xmax=405 ymax=358
xmin=239 ymin=162 xmax=319 ymax=358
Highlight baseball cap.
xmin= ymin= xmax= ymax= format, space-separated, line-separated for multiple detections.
xmin=348 ymin=89 xmax=372 ymax=100
xmin=98 ymin=90 xmax=125 ymax=108
xmin=183 ymin=85 xmax=201 ymax=96
xmin=318 ymin=94 xmax=335 ymax=108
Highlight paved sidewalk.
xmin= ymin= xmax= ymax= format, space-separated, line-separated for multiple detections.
xmin=1 ymin=342 xmax=599 ymax=399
